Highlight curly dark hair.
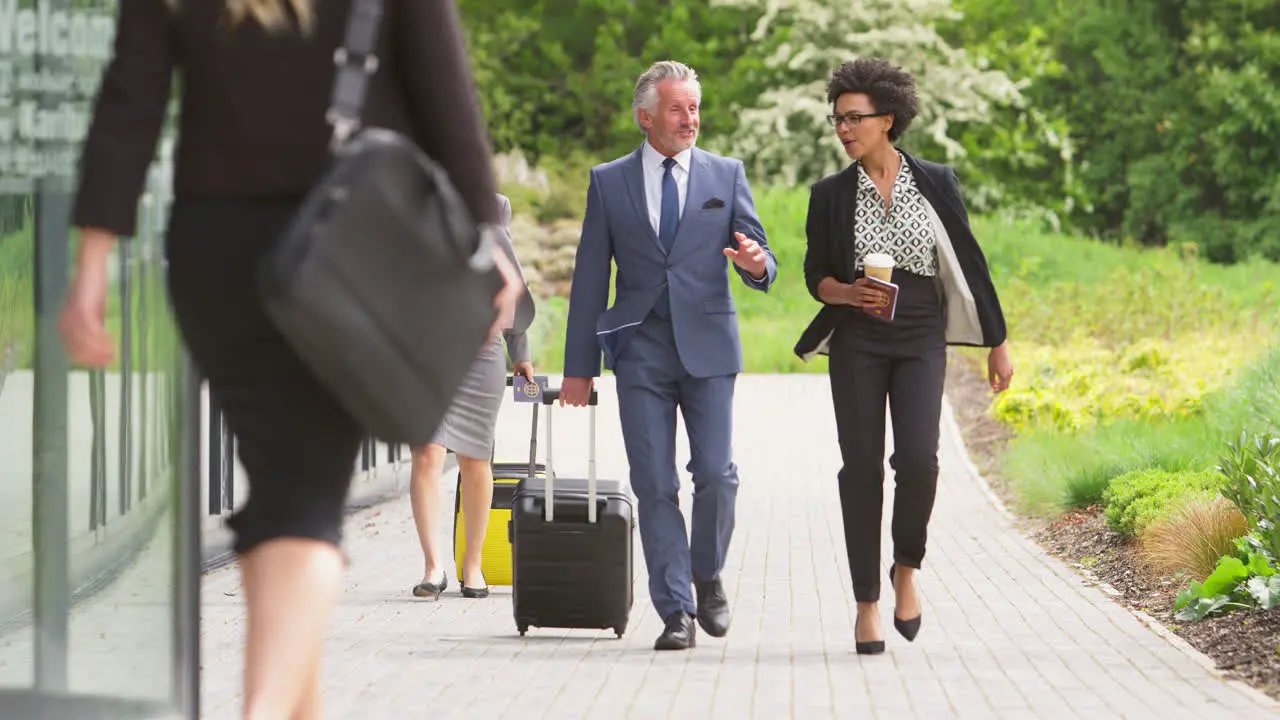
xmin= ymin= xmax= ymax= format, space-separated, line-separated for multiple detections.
xmin=825 ymin=58 xmax=919 ymax=142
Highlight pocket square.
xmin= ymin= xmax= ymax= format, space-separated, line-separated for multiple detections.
xmin=702 ymin=197 xmax=726 ymax=210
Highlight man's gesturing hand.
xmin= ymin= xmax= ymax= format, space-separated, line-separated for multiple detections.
xmin=724 ymin=231 xmax=767 ymax=280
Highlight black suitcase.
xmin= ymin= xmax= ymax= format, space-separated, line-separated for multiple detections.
xmin=510 ymin=385 xmax=634 ymax=638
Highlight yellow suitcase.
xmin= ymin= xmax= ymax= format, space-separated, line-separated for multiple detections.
xmin=452 ymin=462 xmax=543 ymax=587
xmin=453 ymin=376 xmax=548 ymax=586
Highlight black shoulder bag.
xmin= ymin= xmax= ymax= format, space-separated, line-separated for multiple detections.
xmin=257 ymin=0 xmax=505 ymax=446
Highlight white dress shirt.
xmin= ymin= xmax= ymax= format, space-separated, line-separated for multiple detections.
xmin=641 ymin=140 xmax=691 ymax=237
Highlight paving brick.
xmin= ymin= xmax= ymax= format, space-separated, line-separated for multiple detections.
xmin=192 ymin=376 xmax=1280 ymax=719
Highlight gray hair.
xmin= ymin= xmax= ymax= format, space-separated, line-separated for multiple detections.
xmin=632 ymin=61 xmax=702 ymax=132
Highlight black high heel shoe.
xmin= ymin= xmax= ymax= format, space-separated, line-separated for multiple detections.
xmin=412 ymin=572 xmax=448 ymax=600
xmin=854 ymin=609 xmax=885 ymax=655
xmin=460 ymin=571 xmax=489 ymax=599
xmin=856 ymin=638 xmax=886 ymax=655
xmin=889 ymin=564 xmax=922 ymax=642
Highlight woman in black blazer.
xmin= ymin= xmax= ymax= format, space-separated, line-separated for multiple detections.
xmin=794 ymin=58 xmax=1014 ymax=655
xmin=58 ymin=1 xmax=523 ymax=718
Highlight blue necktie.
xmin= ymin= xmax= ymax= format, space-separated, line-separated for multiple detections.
xmin=654 ymin=157 xmax=679 ymax=317
xmin=659 ymin=157 xmax=679 ymax=252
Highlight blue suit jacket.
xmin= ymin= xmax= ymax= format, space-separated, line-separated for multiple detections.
xmin=563 ymin=145 xmax=778 ymax=379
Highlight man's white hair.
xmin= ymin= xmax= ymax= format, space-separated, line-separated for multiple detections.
xmin=632 ymin=60 xmax=702 ymax=132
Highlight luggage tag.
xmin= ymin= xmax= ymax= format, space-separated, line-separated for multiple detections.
xmin=513 ymin=375 xmax=549 ymax=403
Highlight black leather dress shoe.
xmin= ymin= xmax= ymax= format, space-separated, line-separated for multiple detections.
xmin=654 ymin=612 xmax=696 ymax=651
xmin=695 ymin=579 xmax=731 ymax=638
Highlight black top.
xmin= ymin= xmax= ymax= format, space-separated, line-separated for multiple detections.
xmin=794 ymin=151 xmax=1008 ymax=357
xmin=73 ymin=0 xmax=500 ymax=237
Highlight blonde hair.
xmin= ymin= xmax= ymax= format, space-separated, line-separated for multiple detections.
xmin=167 ymin=0 xmax=314 ymax=32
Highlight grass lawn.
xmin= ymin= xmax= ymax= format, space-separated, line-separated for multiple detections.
xmin=975 ymin=220 xmax=1280 ymax=514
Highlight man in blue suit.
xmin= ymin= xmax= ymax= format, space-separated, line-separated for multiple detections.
xmin=560 ymin=60 xmax=778 ymax=651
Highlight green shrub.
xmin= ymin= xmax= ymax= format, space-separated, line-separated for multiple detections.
xmin=1103 ymin=468 xmax=1224 ymax=538
xmin=1217 ymin=431 xmax=1280 ymax=562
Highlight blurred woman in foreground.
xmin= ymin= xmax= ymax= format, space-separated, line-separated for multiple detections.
xmin=60 ymin=1 xmax=521 ymax=717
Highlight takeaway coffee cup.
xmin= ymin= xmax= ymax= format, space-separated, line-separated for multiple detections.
xmin=863 ymin=253 xmax=895 ymax=283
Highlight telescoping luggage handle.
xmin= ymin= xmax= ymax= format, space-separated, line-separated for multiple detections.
xmin=532 ymin=385 xmax=598 ymax=524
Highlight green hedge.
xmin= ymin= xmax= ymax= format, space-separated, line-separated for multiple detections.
xmin=1102 ymin=468 xmax=1224 ymax=538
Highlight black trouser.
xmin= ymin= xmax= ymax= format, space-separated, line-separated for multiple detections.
xmin=827 ymin=271 xmax=947 ymax=603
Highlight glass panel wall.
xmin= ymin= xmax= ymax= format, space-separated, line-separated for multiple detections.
xmin=0 ymin=1 xmax=197 ymax=718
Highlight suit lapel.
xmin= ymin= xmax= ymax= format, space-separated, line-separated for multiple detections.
xmin=622 ymin=147 xmax=665 ymax=255
xmin=832 ymin=164 xmax=859 ymax=282
xmin=670 ymin=148 xmax=713 ymax=259
xmin=902 ymin=152 xmax=960 ymax=226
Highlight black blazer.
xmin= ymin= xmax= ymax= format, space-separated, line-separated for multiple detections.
xmin=794 ymin=151 xmax=1007 ymax=360
xmin=73 ymin=0 xmax=500 ymax=238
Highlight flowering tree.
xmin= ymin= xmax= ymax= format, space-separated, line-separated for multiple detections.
xmin=706 ymin=0 xmax=1026 ymax=197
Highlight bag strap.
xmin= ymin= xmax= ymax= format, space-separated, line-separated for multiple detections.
xmin=323 ymin=0 xmax=504 ymax=272
xmin=326 ymin=0 xmax=386 ymax=149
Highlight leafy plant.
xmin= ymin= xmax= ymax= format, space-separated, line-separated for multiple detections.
xmin=1102 ymin=468 xmax=1224 ymax=538
xmin=1174 ymin=537 xmax=1280 ymax=622
xmin=1173 ymin=434 xmax=1280 ymax=623
xmin=1217 ymin=431 xmax=1280 ymax=561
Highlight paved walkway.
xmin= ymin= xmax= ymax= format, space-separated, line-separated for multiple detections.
xmin=198 ymin=375 xmax=1280 ymax=719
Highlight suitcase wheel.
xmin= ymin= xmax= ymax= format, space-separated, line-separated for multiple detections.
xmin=518 ymin=625 xmax=528 ymax=637
xmin=613 ymin=626 xmax=625 ymax=639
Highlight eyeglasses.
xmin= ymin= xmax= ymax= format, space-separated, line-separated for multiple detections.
xmin=826 ymin=111 xmax=889 ymax=129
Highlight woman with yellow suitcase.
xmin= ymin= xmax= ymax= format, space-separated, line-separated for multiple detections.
xmin=409 ymin=193 xmax=536 ymax=600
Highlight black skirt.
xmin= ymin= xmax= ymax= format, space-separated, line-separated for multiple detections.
xmin=165 ymin=197 xmax=365 ymax=555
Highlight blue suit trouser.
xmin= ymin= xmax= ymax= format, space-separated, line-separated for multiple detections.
xmin=613 ymin=314 xmax=738 ymax=621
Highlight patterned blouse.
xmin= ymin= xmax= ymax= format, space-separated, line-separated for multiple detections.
xmin=852 ymin=153 xmax=938 ymax=277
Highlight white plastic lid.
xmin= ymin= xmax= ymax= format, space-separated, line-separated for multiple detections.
xmin=863 ymin=252 xmax=895 ymax=268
